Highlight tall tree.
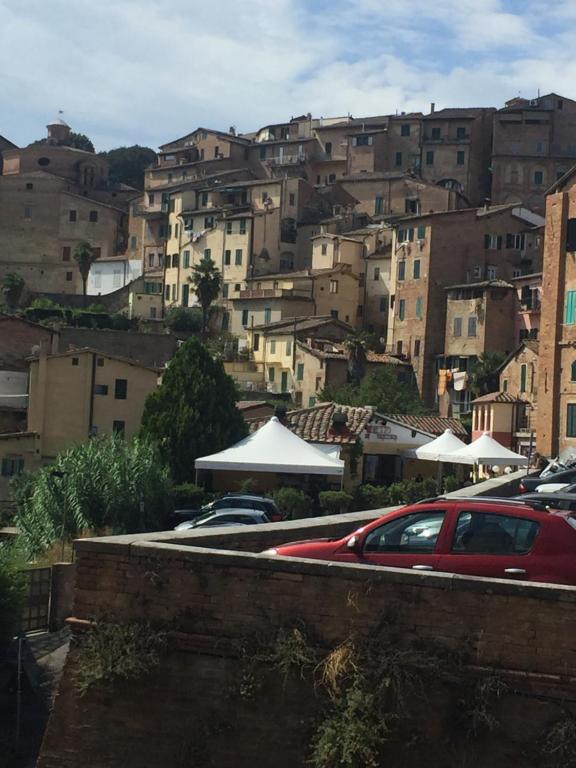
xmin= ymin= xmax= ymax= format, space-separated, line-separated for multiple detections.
xmin=28 ymin=131 xmax=95 ymax=152
xmin=469 ymin=352 xmax=506 ymax=397
xmin=99 ymin=145 xmax=157 ymax=190
xmin=140 ymin=338 xmax=247 ymax=483
xmin=73 ymin=240 xmax=98 ymax=300
xmin=319 ymin=366 xmax=427 ymax=415
xmin=1 ymin=272 xmax=25 ymax=309
xmin=189 ymin=256 xmax=222 ymax=339
xmin=344 ymin=331 xmax=370 ymax=387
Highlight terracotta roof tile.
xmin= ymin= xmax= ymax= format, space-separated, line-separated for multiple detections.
xmin=248 ymin=402 xmax=374 ymax=444
xmin=381 ymin=413 xmax=468 ymax=438
xmin=471 ymin=391 xmax=527 ymax=404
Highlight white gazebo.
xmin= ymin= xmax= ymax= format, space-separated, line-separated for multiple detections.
xmin=445 ymin=432 xmax=529 ymax=467
xmin=406 ymin=429 xmax=468 ymax=462
xmin=195 ymin=416 xmax=344 ymax=485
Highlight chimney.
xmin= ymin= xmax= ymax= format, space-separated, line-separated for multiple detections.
xmin=332 ymin=411 xmax=348 ymax=434
xmin=229 ymin=126 xmax=236 ymax=136
xmin=274 ymin=405 xmax=288 ymax=424
xmin=430 ymin=102 xmax=435 ymax=114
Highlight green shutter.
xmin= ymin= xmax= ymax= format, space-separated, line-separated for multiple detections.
xmin=568 ymin=404 xmax=576 ymax=437
xmin=566 ymin=291 xmax=576 ymax=324
xmin=297 ymin=363 xmax=304 ymax=381
xmin=520 ymin=364 xmax=527 ymax=392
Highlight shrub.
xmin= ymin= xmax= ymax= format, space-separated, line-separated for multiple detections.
xmin=443 ymin=475 xmax=461 ymax=494
xmin=319 ymin=491 xmax=354 ymax=515
xmin=422 ymin=477 xmax=439 ymax=498
xmin=0 ymin=543 xmax=26 ymax=645
xmin=170 ymin=483 xmax=212 ymax=509
xmin=165 ymin=306 xmax=203 ymax=332
xmin=111 ymin=312 xmax=131 ymax=330
xmin=272 ymin=487 xmax=311 ymax=520
xmin=353 ymin=484 xmax=389 ymax=511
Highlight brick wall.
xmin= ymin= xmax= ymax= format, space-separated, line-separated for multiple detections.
xmin=38 ymin=505 xmax=576 ymax=767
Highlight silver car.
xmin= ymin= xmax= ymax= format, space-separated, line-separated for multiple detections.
xmin=174 ymin=508 xmax=271 ymax=531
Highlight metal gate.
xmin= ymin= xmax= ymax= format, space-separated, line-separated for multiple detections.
xmin=21 ymin=567 xmax=51 ymax=633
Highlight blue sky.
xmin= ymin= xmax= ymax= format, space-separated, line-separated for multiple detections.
xmin=2 ymin=0 xmax=575 ymax=151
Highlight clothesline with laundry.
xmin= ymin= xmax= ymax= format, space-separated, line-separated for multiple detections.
xmin=437 ymin=368 xmax=469 ymax=395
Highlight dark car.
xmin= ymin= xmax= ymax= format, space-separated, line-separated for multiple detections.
xmin=170 ymin=494 xmax=283 ymax=527
xmin=261 ymin=496 xmax=576 ymax=586
xmin=518 ymin=467 xmax=576 ymax=494
xmin=512 ymin=492 xmax=576 ymax=512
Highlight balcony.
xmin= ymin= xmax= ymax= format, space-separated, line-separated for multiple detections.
xmin=236 ymin=288 xmax=310 ymax=300
xmin=264 ymin=153 xmax=307 ymax=166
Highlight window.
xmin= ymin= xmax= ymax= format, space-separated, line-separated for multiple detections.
xmin=239 ymin=218 xmax=247 ymax=235
xmin=567 ymin=219 xmax=576 ymax=251
xmin=534 ymin=170 xmax=544 ymax=185
xmin=568 ymin=404 xmax=576 ymax=437
xmin=72 ymin=357 xmax=79 ymax=366
xmin=414 ymin=339 xmax=421 ymax=357
xmin=172 ymin=254 xmax=179 ymax=268
xmin=321 ymin=243 xmax=328 ymax=255
xmin=451 ymin=511 xmax=539 ymax=554
xmin=289 ymin=193 xmax=295 ymax=206
xmin=329 ymin=280 xmax=339 ymax=294
xmin=374 ymin=267 xmax=380 ymax=280
xmin=520 ymin=363 xmax=527 ymax=392
xmin=431 ymin=127 xmax=441 ymax=140
xmin=38 ymin=157 xmax=50 ymax=166
xmin=379 ymin=296 xmax=388 ymax=313
xmin=286 ymin=339 xmax=292 ymax=355
xmin=1 ymin=457 xmax=25 ymax=477
xmin=484 ymin=234 xmax=503 ymax=250
xmin=502 ymin=378 xmax=509 ymax=392
xmin=364 ymin=510 xmax=446 ymax=553
xmin=94 ymin=384 xmax=108 ymax=395
xmin=168 ymin=225 xmax=172 ymax=239
xmin=262 ymin=192 xmax=269 ymax=204
xmin=222 ymin=311 xmax=230 ymax=331
xmin=398 ymin=261 xmax=406 ymax=281
xmin=26 ymin=182 xmax=33 ymax=190
xmin=24 ymin=206 xmax=32 ymax=220
xmin=467 ymin=316 xmax=477 ymax=337
xmin=398 ymin=299 xmax=406 ymax=320
xmin=456 ymin=126 xmax=466 ymax=139
xmin=224 ymin=250 xmax=231 ymax=265
xmin=89 ymin=210 xmax=98 ymax=222
xmin=114 ymin=379 xmax=127 ymax=400
xmin=183 ymin=250 xmax=190 ymax=269
xmin=395 ymin=152 xmax=402 ymax=167
xmin=453 ymin=317 xmax=462 ymax=337
xmin=66 ymin=271 xmax=73 ymax=282
xmin=182 ymin=283 xmax=190 ymax=306
xmin=62 ymin=246 xmax=71 ymax=261
xmin=203 ymin=248 xmax=211 ymax=260
xmin=353 ymin=135 xmax=373 ymax=146
xmin=456 ymin=151 xmax=465 ymax=166
xmin=148 ymin=253 xmax=155 ymax=268
xmin=417 ymin=225 xmax=426 ymax=239
xmin=426 ymin=151 xmax=434 ymax=165
xmin=201 ymin=192 xmax=208 ymax=207
xmin=268 ymin=366 xmax=275 ymax=383
xmin=204 ymin=217 xmax=214 ymax=229
xmin=487 ymin=265 xmax=497 ymax=280
xmin=69 ymin=210 xmax=77 ymax=222
xmin=572 ymin=362 xmax=576 ymax=383
xmin=375 ymin=195 xmax=384 ymax=214
xmin=112 ymin=420 xmax=125 ymax=437
xmin=226 ymin=221 xmax=233 ymax=234
xmin=401 ymin=124 xmax=411 ymax=137
xmin=566 ymin=291 xmax=576 ymax=325
xmin=165 ymin=284 xmax=170 ymax=300
xmin=259 ymin=146 xmax=266 ymax=159
xmin=214 ymin=145 xmax=220 ymax=159
xmin=242 ymin=310 xmax=249 ymax=327
xmin=413 ymin=259 xmax=421 ymax=279
xmin=235 ymin=249 xmax=243 ymax=265
xmin=297 ymin=363 xmax=304 ymax=381
xmin=330 ymin=309 xmax=339 ymax=319
xmin=415 ymin=296 xmax=423 ymax=318
xmin=148 ymin=193 xmax=155 ymax=205
xmin=264 ymin=307 xmax=272 ymax=324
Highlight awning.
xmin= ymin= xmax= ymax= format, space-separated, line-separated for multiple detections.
xmin=443 ymin=432 xmax=529 ymax=466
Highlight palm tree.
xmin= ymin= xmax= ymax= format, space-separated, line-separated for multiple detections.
xmin=73 ymin=241 xmax=98 ymax=302
xmin=1 ymin=273 xmax=25 ymax=309
xmin=344 ymin=330 xmax=370 ymax=388
xmin=189 ymin=255 xmax=222 ymax=339
xmin=469 ymin=351 xmax=506 ymax=397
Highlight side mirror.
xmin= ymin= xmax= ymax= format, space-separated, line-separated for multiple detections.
xmin=347 ymin=535 xmax=361 ymax=552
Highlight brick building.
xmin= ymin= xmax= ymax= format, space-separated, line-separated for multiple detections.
xmin=491 ymin=93 xmax=576 ymax=213
xmin=386 ymin=204 xmax=544 ymax=406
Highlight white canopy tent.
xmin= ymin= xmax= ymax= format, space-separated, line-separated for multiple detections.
xmin=404 ymin=429 xmax=468 ymax=462
xmin=445 ymin=432 xmax=529 ymax=467
xmin=195 ymin=416 xmax=345 ymax=477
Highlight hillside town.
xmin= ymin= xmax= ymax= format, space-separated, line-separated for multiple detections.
xmin=5 ymin=87 xmax=576 ymax=767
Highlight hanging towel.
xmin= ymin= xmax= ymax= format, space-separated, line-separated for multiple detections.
xmin=453 ymin=371 xmax=467 ymax=391
xmin=438 ymin=369 xmax=448 ymax=396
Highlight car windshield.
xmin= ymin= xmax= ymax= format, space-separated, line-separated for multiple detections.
xmin=191 ymin=510 xmax=219 ymax=526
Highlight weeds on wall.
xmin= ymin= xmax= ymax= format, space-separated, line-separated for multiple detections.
xmin=539 ymin=717 xmax=576 ymax=768
xmin=73 ymin=621 xmax=167 ymax=695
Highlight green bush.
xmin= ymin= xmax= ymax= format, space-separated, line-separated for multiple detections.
xmin=319 ymin=491 xmax=354 ymax=515
xmin=165 ymin=306 xmax=202 ymax=332
xmin=443 ymin=475 xmax=461 ymax=494
xmin=170 ymin=483 xmax=213 ymax=509
xmin=0 ymin=543 xmax=26 ymax=645
xmin=353 ymin=484 xmax=389 ymax=511
xmin=111 ymin=313 xmax=132 ymax=330
xmin=272 ymin=487 xmax=311 ymax=520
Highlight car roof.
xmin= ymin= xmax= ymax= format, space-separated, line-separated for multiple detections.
xmin=220 ymin=494 xmax=274 ymax=502
xmin=414 ymin=496 xmax=549 ymax=513
xmin=520 ymin=492 xmax=576 ymax=501
xmin=209 ymin=508 xmax=267 ymax=516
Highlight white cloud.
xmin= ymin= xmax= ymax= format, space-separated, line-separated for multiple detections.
xmin=0 ymin=0 xmax=574 ymax=150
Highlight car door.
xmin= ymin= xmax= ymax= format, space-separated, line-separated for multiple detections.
xmin=437 ymin=507 xmax=541 ymax=580
xmin=342 ymin=508 xmax=450 ymax=572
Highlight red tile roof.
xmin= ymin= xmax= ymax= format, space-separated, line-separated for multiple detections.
xmin=248 ymin=402 xmax=374 ymax=444
xmin=472 ymin=391 xmax=527 ymax=404
xmin=381 ymin=413 xmax=468 ymax=438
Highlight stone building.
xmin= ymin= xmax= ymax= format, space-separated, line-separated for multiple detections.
xmin=386 ymin=204 xmax=544 ymax=407
xmin=491 ymin=93 xmax=576 ymax=212
xmin=420 ymin=105 xmax=495 ymax=206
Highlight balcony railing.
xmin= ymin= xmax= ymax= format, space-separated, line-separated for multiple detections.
xmin=237 ymin=288 xmax=310 ymax=300
xmin=264 ymin=153 xmax=307 ymax=166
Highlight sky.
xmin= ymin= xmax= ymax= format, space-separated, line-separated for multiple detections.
xmin=3 ymin=0 xmax=576 ymax=151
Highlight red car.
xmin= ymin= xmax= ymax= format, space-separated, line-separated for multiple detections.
xmin=262 ymin=498 xmax=576 ymax=586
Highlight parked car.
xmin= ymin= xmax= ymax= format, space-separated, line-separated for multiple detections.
xmin=183 ymin=494 xmax=283 ymax=521
xmin=261 ymin=497 xmax=576 ymax=586
xmin=175 ymin=508 xmax=271 ymax=531
xmin=512 ymin=492 xmax=576 ymax=512
xmin=518 ymin=466 xmax=576 ymax=494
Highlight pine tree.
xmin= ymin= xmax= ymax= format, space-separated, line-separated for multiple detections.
xmin=140 ymin=338 xmax=247 ymax=482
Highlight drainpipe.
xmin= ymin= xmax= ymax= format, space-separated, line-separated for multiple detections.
xmin=88 ymin=352 xmax=97 ymax=437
